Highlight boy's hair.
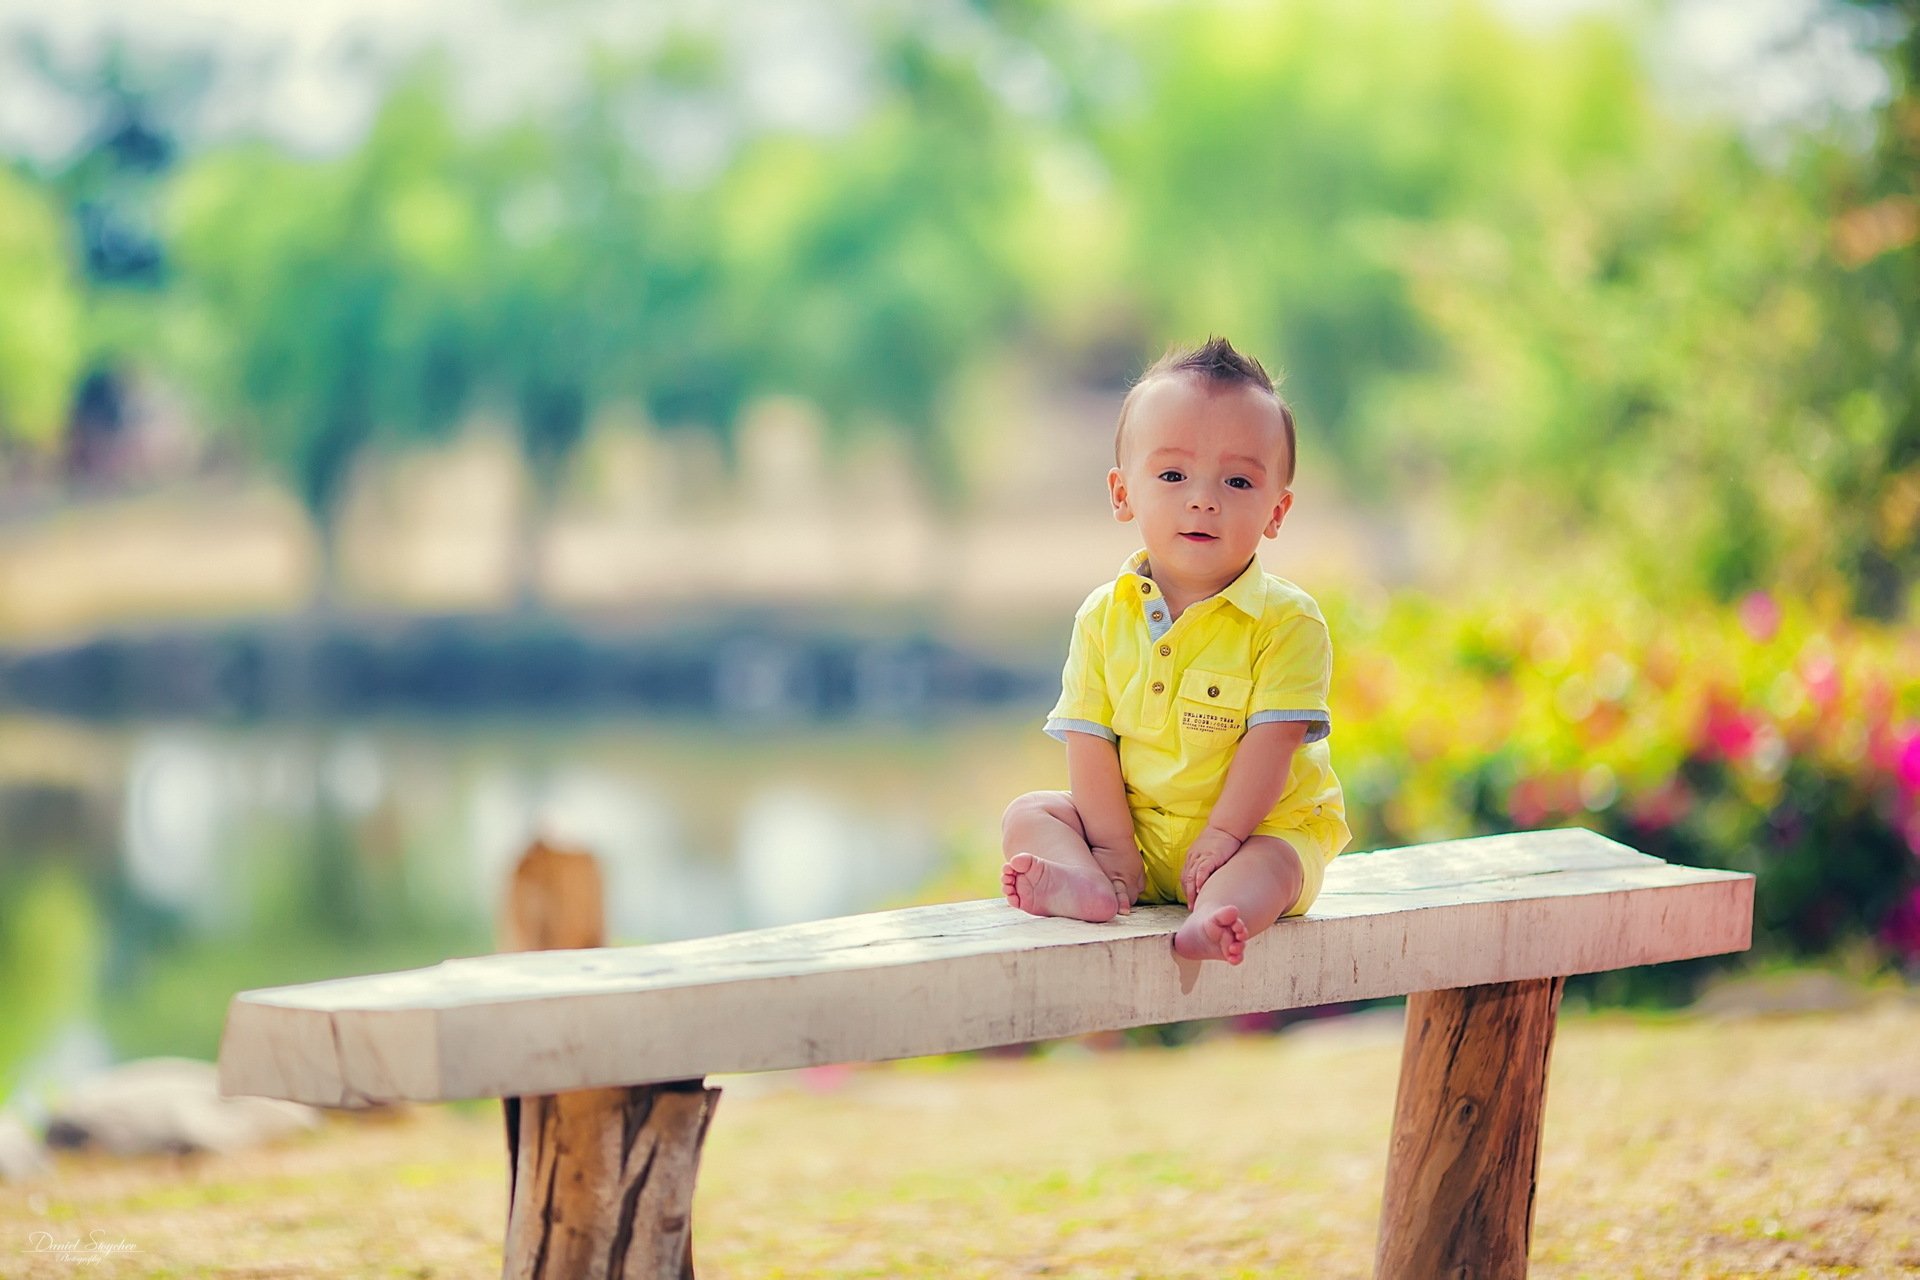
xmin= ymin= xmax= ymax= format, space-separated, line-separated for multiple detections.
xmin=1114 ymin=336 xmax=1297 ymax=486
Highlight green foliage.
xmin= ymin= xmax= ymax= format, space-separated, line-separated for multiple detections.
xmin=1340 ymin=0 xmax=1917 ymax=615
xmin=1364 ymin=121 xmax=1916 ymax=613
xmin=0 ymin=862 xmax=100 ymax=1102
xmin=94 ymin=801 xmax=487 ymax=1064
xmin=469 ymin=84 xmax=753 ymax=470
xmin=0 ymin=168 xmax=85 ymax=450
xmin=1035 ymin=0 xmax=1652 ymax=461
xmin=11 ymin=0 xmax=1915 ymax=616
xmin=718 ymin=30 xmax=1030 ymax=493
xmin=167 ymin=63 xmax=485 ymax=568
xmin=96 ymin=923 xmax=480 ymax=1064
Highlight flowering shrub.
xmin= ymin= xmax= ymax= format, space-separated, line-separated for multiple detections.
xmin=1326 ymin=586 xmax=1920 ymax=1002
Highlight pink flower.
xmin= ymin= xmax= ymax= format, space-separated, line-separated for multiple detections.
xmin=1629 ymin=778 xmax=1693 ymax=832
xmin=1798 ymin=654 xmax=1840 ymax=711
xmin=1896 ymin=728 xmax=1920 ymax=796
xmin=1508 ymin=778 xmax=1553 ymax=828
xmin=1865 ymin=678 xmax=1896 ymax=731
xmin=1701 ymin=692 xmax=1760 ymax=761
xmin=1738 ymin=591 xmax=1781 ymax=642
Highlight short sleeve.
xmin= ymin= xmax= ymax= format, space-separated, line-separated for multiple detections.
xmin=1043 ymin=595 xmax=1117 ymax=743
xmin=1248 ymin=612 xmax=1332 ymax=744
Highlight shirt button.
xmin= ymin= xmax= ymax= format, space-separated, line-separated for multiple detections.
xmin=1150 ymin=610 xmax=1164 ymax=622
xmin=1207 ymin=685 xmax=1220 ymax=698
xmin=1158 ymin=645 xmax=1171 ymax=657
xmin=1151 ymin=681 xmax=1165 ymax=694
xmin=1140 ymin=583 xmax=1152 ymax=594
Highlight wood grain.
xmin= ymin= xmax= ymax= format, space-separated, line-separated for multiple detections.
xmin=503 ymin=1080 xmax=719 ymax=1280
xmin=496 ymin=839 xmax=720 ymax=1279
xmin=217 ymin=828 xmax=1754 ymax=1106
xmin=1375 ymin=977 xmax=1567 ymax=1279
xmin=500 ymin=838 xmax=609 ymax=1217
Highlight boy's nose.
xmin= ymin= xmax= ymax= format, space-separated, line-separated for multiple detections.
xmin=1189 ymin=493 xmax=1217 ymax=512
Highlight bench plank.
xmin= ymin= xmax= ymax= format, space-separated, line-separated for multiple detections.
xmin=218 ymin=828 xmax=1753 ymax=1107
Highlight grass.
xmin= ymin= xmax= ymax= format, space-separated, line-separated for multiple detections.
xmin=2 ymin=992 xmax=1917 ymax=1278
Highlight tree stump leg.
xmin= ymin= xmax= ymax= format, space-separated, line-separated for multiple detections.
xmin=1374 ymin=976 xmax=1566 ymax=1280
xmin=494 ymin=840 xmax=720 ymax=1277
xmin=502 ymin=1079 xmax=721 ymax=1280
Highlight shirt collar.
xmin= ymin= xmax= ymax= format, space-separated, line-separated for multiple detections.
xmin=1113 ymin=549 xmax=1267 ymax=619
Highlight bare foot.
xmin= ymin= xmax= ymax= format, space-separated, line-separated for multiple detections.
xmin=1002 ymin=852 xmax=1120 ymax=922
xmin=1171 ymin=905 xmax=1249 ymax=964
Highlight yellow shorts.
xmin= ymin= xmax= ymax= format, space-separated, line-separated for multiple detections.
xmin=1130 ymin=805 xmax=1341 ymax=917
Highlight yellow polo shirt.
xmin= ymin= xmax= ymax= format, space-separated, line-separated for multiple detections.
xmin=1044 ymin=549 xmax=1349 ymax=844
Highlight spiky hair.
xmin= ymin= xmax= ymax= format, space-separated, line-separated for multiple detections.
xmin=1114 ymin=335 xmax=1297 ymax=485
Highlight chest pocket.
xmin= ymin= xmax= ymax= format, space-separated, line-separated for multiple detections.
xmin=1176 ymin=669 xmax=1251 ymax=750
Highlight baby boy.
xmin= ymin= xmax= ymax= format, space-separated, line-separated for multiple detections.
xmin=1000 ymin=336 xmax=1351 ymax=964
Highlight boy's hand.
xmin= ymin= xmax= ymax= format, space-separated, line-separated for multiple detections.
xmin=1181 ymin=826 xmax=1243 ymax=905
xmin=1089 ymin=842 xmax=1142 ymax=914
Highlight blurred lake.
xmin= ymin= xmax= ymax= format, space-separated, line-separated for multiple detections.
xmin=0 ymin=704 xmax=1057 ymax=1119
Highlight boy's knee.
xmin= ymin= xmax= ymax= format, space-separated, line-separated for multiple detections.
xmin=1236 ymin=836 xmax=1297 ymax=886
xmin=1253 ymin=838 xmax=1307 ymax=900
xmin=1001 ymin=790 xmax=1074 ymax=835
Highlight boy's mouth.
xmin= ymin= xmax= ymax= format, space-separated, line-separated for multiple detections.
xmin=1179 ymin=532 xmax=1218 ymax=542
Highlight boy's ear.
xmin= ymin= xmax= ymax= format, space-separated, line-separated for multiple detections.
xmin=1108 ymin=467 xmax=1133 ymax=522
xmin=1264 ymin=488 xmax=1294 ymax=538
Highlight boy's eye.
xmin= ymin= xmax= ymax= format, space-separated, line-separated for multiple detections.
xmin=1227 ymin=476 xmax=1253 ymax=490
xmin=1157 ymin=470 xmax=1185 ymax=483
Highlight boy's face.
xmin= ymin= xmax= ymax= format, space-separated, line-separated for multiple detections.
xmin=1107 ymin=374 xmax=1294 ymax=591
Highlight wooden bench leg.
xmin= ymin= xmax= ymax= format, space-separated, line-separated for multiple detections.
xmin=1375 ymin=976 xmax=1566 ymax=1280
xmin=503 ymin=1079 xmax=722 ymax=1280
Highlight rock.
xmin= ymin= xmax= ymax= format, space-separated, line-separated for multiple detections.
xmin=44 ymin=1057 xmax=320 ymax=1156
xmin=0 ymin=1111 xmax=48 ymax=1180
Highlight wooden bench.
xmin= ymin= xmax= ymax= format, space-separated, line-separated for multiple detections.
xmin=218 ymin=827 xmax=1753 ymax=1278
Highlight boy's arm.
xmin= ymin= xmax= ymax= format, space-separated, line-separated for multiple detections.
xmin=1065 ymin=731 xmax=1140 ymax=905
xmin=1181 ymin=720 xmax=1311 ymax=902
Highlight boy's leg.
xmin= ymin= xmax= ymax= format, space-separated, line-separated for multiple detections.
xmin=1171 ymin=835 xmax=1305 ymax=965
xmin=1001 ymin=790 xmax=1143 ymax=923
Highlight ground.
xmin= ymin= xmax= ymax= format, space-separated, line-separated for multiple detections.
xmin=2 ymin=993 xmax=1917 ymax=1279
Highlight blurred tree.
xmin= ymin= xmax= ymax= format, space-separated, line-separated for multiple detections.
xmin=1364 ymin=134 xmax=1820 ymax=599
xmin=1359 ymin=1 xmax=1916 ymax=615
xmin=481 ymin=128 xmax=606 ymax=613
xmin=168 ymin=65 xmax=482 ymax=611
xmin=715 ymin=26 xmax=1028 ymax=498
xmin=124 ymin=0 xmax=1914 ymax=621
xmin=0 ymin=170 xmax=84 ymax=459
xmin=1087 ymin=0 xmax=1550 ymax=462
xmin=471 ymin=40 xmax=756 ymax=610
xmin=25 ymin=38 xmax=186 ymax=289
xmin=13 ymin=38 xmax=204 ymax=486
xmin=1827 ymin=0 xmax=1918 ymax=617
